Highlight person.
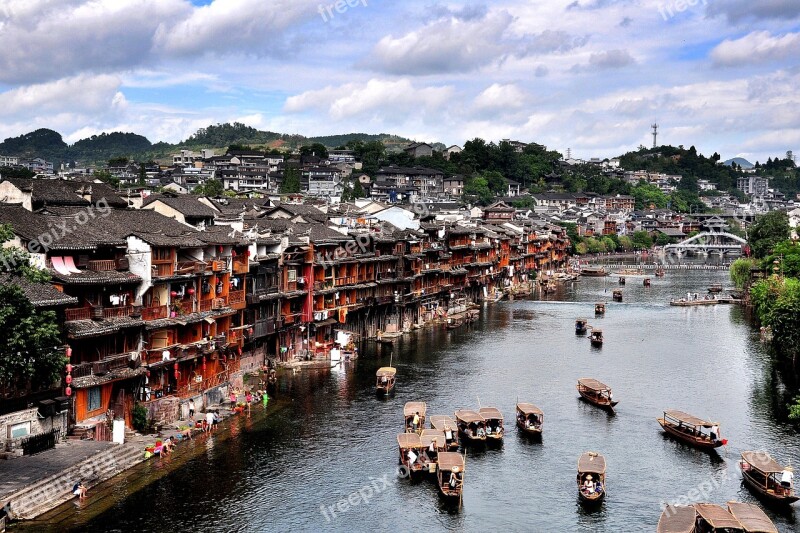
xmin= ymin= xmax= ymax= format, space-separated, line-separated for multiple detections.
xmin=229 ymin=390 xmax=237 ymax=405
xmin=407 ymin=449 xmax=418 ymax=466
xmin=245 ymin=391 xmax=253 ymax=414
xmin=781 ymin=466 xmax=794 ymax=490
xmin=595 ymin=479 xmax=603 ymax=494
xmin=710 ymin=425 xmax=719 ymax=441
xmin=524 ymin=417 xmax=531 ymax=429
xmin=262 ymin=389 xmax=269 ymax=409
xmin=449 ymin=469 xmax=459 ymax=489
xmin=72 ymin=480 xmax=87 ymax=500
xmin=212 ymin=411 xmax=220 ymax=430
xmin=582 ymin=475 xmax=594 ymax=494
xmin=444 ymin=427 xmax=453 ymax=445
xmin=412 ymin=412 xmax=420 ymax=431
xmin=188 ymin=398 xmax=195 ymax=419
xmin=477 ymin=425 xmax=485 ymax=438
xmin=205 ymin=411 xmax=215 ymax=432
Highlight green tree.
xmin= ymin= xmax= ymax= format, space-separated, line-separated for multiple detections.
xmin=279 ymin=167 xmax=301 ymax=194
xmin=299 ymin=143 xmax=329 ymax=159
xmin=730 ymin=258 xmax=758 ymax=289
xmin=631 ymin=231 xmax=653 ymax=250
xmin=601 ymin=236 xmax=617 ymax=252
xmin=194 ymin=178 xmax=224 ymax=197
xmin=748 ymin=211 xmax=790 ymax=258
xmin=631 ymin=183 xmax=668 ymax=210
xmin=0 ymin=166 xmax=35 ymax=179
xmin=618 ymin=236 xmax=634 ymax=251
xmin=351 ymin=179 xmax=365 ymax=199
xmin=655 ymin=232 xmax=673 ymax=246
xmin=462 ymin=176 xmax=493 ymax=205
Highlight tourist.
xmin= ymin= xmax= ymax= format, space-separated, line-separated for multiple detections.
xmin=188 ymin=398 xmax=195 ymax=419
xmin=262 ymin=390 xmax=269 ymax=409
xmin=710 ymin=425 xmax=719 ymax=441
xmin=205 ymin=411 xmax=215 ymax=432
xmin=412 ymin=411 xmax=420 ymax=431
xmin=582 ymin=475 xmax=594 ymax=494
xmin=229 ymin=390 xmax=237 ymax=405
xmin=444 ymin=427 xmax=453 ymax=444
xmin=781 ymin=466 xmax=794 ymax=490
xmin=72 ymin=480 xmax=87 ymax=500
xmin=212 ymin=411 xmax=220 ymax=429
xmin=245 ymin=390 xmax=253 ymax=414
xmin=449 ymin=470 xmax=459 ymax=489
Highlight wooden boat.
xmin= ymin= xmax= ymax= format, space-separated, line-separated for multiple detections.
xmin=575 ymin=317 xmax=588 ymax=335
xmin=693 ymin=503 xmax=744 ymax=532
xmin=375 ymin=366 xmax=396 ymax=395
xmin=726 ymin=501 xmax=778 ymax=533
xmin=594 ymin=302 xmax=606 ymax=315
xmin=515 ymin=403 xmax=543 ymax=435
xmin=739 ymin=451 xmax=799 ymax=504
xmin=657 ymin=505 xmax=697 ymax=533
xmin=644 ymin=277 xmax=651 ymax=287
xmin=446 ymin=315 xmax=465 ymax=330
xmin=577 ymin=452 xmax=606 ymax=504
xmin=429 ymin=415 xmax=460 ymax=451
xmin=618 ymin=276 xmax=626 ymax=285
xmin=465 ymin=309 xmax=480 ymax=323
xmin=436 ymin=452 xmax=465 ymax=501
xmin=657 ymin=410 xmax=726 ymax=450
xmin=454 ymin=410 xmax=487 ymax=444
xmin=420 ymin=429 xmax=446 ymax=474
xmin=376 ymin=330 xmax=402 ymax=344
xmin=581 ymin=266 xmax=608 ymax=277
xmin=617 ymin=268 xmax=645 ymax=276
xmin=708 ymin=283 xmax=723 ymax=294
xmin=404 ymin=401 xmax=427 ymax=434
xmin=670 ymin=299 xmax=719 ymax=307
xmin=397 ymin=433 xmax=425 ymax=477
xmin=612 ymin=289 xmax=623 ymax=302
xmin=589 ymin=329 xmax=603 ymax=347
xmin=576 ymin=378 xmax=617 ymax=411
xmin=477 ymin=407 xmax=504 ymax=442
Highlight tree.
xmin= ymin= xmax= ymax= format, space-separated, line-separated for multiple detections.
xmin=631 ymin=231 xmax=653 ymax=250
xmin=279 ymin=167 xmax=301 ymax=194
xmin=730 ymin=258 xmax=758 ymax=289
xmin=0 ymin=224 xmax=64 ymax=395
xmin=0 ymin=166 xmax=35 ymax=179
xmin=655 ymin=232 xmax=673 ymax=246
xmin=194 ymin=178 xmax=224 ymax=197
xmin=351 ymin=179 xmax=365 ymax=199
xmin=601 ymin=236 xmax=617 ymax=252
xmin=299 ymin=143 xmax=329 ymax=159
xmin=748 ymin=211 xmax=790 ymax=258
xmin=462 ymin=176 xmax=493 ymax=206
xmin=618 ymin=236 xmax=634 ymax=251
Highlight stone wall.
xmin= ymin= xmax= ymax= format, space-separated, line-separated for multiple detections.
xmin=1 ymin=407 xmax=67 ymax=452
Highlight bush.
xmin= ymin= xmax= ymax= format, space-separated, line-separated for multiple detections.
xmin=789 ymin=397 xmax=800 ymax=422
xmin=730 ymin=258 xmax=757 ymax=289
xmin=132 ymin=403 xmax=149 ymax=433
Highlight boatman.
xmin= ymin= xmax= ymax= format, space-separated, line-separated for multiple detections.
xmin=412 ymin=412 xmax=420 ymax=431
xmin=781 ymin=465 xmax=794 ymax=490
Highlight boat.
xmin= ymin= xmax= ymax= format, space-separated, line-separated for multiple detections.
xmin=576 ymin=378 xmax=618 ymax=411
xmin=644 ymin=277 xmax=651 ymax=287
xmin=397 ymin=433 xmax=425 ymax=477
xmin=595 ymin=302 xmax=606 ymax=315
xmin=657 ymin=505 xmax=697 ymax=533
xmin=655 ymin=268 xmax=666 ymax=277
xmin=612 ymin=289 xmax=623 ymax=302
xmin=477 ymin=407 xmax=504 ymax=443
xmin=577 ymin=452 xmax=606 ymax=504
xmin=617 ymin=268 xmax=646 ymax=276
xmin=376 ymin=330 xmax=403 ymax=344
xmin=738 ymin=451 xmax=799 ymax=504
xmin=693 ymin=503 xmax=744 ymax=532
xmin=429 ymin=415 xmax=460 ymax=450
xmin=465 ymin=309 xmax=480 ymax=323
xmin=618 ymin=276 xmax=626 ymax=285
xmin=404 ymin=401 xmax=427 ymax=434
xmin=419 ymin=429 xmax=446 ymax=474
xmin=454 ymin=410 xmax=487 ymax=444
xmin=708 ymin=283 xmax=723 ymax=294
xmin=670 ymin=299 xmax=719 ymax=307
xmin=436 ymin=452 xmax=465 ymax=501
xmin=726 ymin=501 xmax=778 ymax=533
xmin=515 ymin=403 xmax=543 ymax=436
xmin=575 ymin=317 xmax=588 ymax=335
xmin=581 ymin=266 xmax=608 ymax=277
xmin=446 ymin=315 xmax=465 ymax=330
xmin=375 ymin=366 xmax=396 ymax=396
xmin=657 ymin=410 xmax=726 ymax=450
xmin=589 ymin=329 xmax=603 ymax=347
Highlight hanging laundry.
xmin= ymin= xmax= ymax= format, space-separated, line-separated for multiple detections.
xmin=109 ymin=295 xmax=120 ymax=306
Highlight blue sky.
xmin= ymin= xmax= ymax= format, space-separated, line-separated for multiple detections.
xmin=0 ymin=0 xmax=798 ymax=163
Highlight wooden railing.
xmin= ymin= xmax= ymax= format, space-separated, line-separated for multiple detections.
xmin=103 ymin=306 xmax=133 ymax=319
xmin=232 ymin=260 xmax=249 ymax=274
xmin=142 ymin=305 xmax=168 ymax=321
xmin=212 ymin=260 xmax=226 ymax=272
xmin=199 ymin=299 xmax=212 ymax=313
xmin=88 ymin=259 xmax=117 ymax=272
xmin=228 ymin=290 xmax=245 ymax=310
xmin=65 ymin=307 xmax=92 ymax=321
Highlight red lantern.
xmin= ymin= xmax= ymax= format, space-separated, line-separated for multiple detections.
xmin=188 ymin=288 xmax=195 ymax=295
xmin=248 ymin=327 xmax=254 ymax=336
xmin=245 ymin=249 xmax=251 ymax=257
xmin=65 ymin=346 xmax=72 ymax=359
xmin=218 ymin=245 xmax=224 ymax=253
xmin=174 ymin=362 xmax=178 ymax=370
xmin=171 ymin=291 xmax=178 ymax=297
xmin=232 ymin=250 xmax=237 ymax=257
xmin=65 ymin=386 xmax=72 ymax=396
xmin=202 ymin=356 xmax=207 ymax=371
xmin=66 ymin=363 xmax=72 ymax=373
xmin=66 ymin=375 xmax=72 ymax=384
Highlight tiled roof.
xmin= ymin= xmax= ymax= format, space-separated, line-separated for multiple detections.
xmin=1 ymin=177 xmax=128 ymax=208
xmin=0 ymin=273 xmax=78 ymax=307
xmin=143 ymin=194 xmax=218 ymax=218
xmin=49 ymin=270 xmax=141 ymax=286
xmin=65 ymin=316 xmax=144 ymax=339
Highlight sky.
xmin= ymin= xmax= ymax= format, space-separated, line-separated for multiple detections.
xmin=0 ymin=0 xmax=798 ymax=163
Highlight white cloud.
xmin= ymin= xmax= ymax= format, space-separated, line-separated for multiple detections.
xmin=473 ymin=84 xmax=528 ymax=111
xmin=711 ymin=31 xmax=800 ymax=67
xmin=0 ymin=75 xmax=125 ymax=118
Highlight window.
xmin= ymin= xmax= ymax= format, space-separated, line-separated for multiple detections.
xmin=88 ymin=386 xmax=102 ymax=412
xmin=288 ymin=270 xmax=297 ymax=282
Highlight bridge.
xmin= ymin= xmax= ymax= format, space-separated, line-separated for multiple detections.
xmin=664 ymin=231 xmax=747 ymax=256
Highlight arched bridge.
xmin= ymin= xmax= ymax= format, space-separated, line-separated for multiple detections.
xmin=664 ymin=231 xmax=747 ymax=256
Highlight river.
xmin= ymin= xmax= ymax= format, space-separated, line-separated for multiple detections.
xmin=19 ymin=269 xmax=800 ymax=532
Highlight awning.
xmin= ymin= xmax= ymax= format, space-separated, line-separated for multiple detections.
xmin=315 ymin=318 xmax=338 ymax=327
xmin=204 ymin=317 xmax=215 ymax=324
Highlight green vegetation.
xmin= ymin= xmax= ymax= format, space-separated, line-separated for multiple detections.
xmin=193 ymin=178 xmax=224 ymax=197
xmin=132 ymin=404 xmax=149 ymax=433
xmin=0 ymin=166 xmax=35 ymax=179
xmin=748 ymin=211 xmax=790 ymax=259
xmin=730 ymin=258 xmax=758 ymax=289
xmin=279 ymin=166 xmax=301 ymax=194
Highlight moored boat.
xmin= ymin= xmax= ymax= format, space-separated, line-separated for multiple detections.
xmin=589 ymin=329 xmax=603 ymax=347
xmin=515 ymin=403 xmax=543 ymax=435
xmin=738 ymin=451 xmax=799 ymax=505
xmin=693 ymin=503 xmax=744 ymax=532
xmin=726 ymin=501 xmax=778 ymax=533
xmin=436 ymin=452 xmax=465 ymax=501
xmin=454 ymin=409 xmax=487 ymax=444
xmin=429 ymin=415 xmax=460 ymax=450
xmin=576 ymin=378 xmax=617 ymax=411
xmin=420 ymin=429 xmax=446 ymax=474
xmin=575 ymin=317 xmax=588 ymax=335
xmin=581 ymin=266 xmax=608 ymax=277
xmin=657 ymin=505 xmax=697 ymax=533
xmin=477 ymin=407 xmax=504 ymax=443
xmin=595 ymin=302 xmax=606 ymax=315
xmin=375 ymin=366 xmax=396 ymax=396
xmin=612 ymin=289 xmax=623 ymax=302
xmin=446 ymin=315 xmax=465 ymax=329
xmin=397 ymin=433 xmax=425 ymax=477
xmin=404 ymin=401 xmax=427 ymax=434
xmin=657 ymin=410 xmax=726 ymax=450
xmin=577 ymin=452 xmax=606 ymax=504
xmin=618 ymin=276 xmax=626 ymax=285
xmin=708 ymin=283 xmax=723 ymax=293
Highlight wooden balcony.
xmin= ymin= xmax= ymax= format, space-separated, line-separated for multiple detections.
xmin=65 ymin=307 xmax=92 ymax=321
xmin=87 ymin=259 xmax=117 ymax=272
xmin=142 ymin=305 xmax=168 ymax=321
xmin=232 ymin=260 xmax=249 ymax=275
xmin=199 ymin=299 xmax=212 ymax=313
xmin=211 ymin=260 xmax=226 ymax=272
xmin=228 ymin=290 xmax=246 ymax=310
xmin=103 ymin=306 xmax=133 ymax=319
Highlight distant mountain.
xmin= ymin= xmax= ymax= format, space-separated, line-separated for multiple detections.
xmin=723 ymin=157 xmax=754 ymax=169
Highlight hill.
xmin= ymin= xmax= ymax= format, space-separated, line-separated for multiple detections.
xmin=724 ymin=157 xmax=754 ymax=169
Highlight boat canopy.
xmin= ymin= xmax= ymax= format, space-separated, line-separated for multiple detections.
xmin=420 ymin=429 xmax=446 ymax=448
xmin=740 ymin=451 xmax=784 ymax=474
xmin=693 ymin=504 xmax=742 ymax=530
xmin=516 ymin=403 xmax=543 ymax=416
xmin=404 ymin=402 xmax=427 ymax=417
xmin=657 ymin=505 xmax=697 ymax=533
xmin=727 ymin=501 xmax=778 ymax=533
xmin=454 ymin=410 xmax=485 ymax=424
xmin=663 ymin=410 xmax=717 ymax=428
xmin=478 ymin=407 xmax=503 ymax=421
xmin=578 ymin=378 xmax=611 ymax=392
xmin=430 ymin=415 xmax=456 ymax=430
xmin=577 ymin=452 xmax=606 ymax=474
xmin=376 ymin=367 xmax=396 ymax=377
xmin=590 ymin=329 xmax=603 ymax=336
xmin=576 ymin=317 xmax=588 ymax=323
xmin=437 ymin=452 xmax=465 ymax=472
xmin=397 ymin=433 xmax=423 ymax=449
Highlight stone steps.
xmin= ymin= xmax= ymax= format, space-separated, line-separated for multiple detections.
xmin=7 ymin=443 xmax=145 ymax=520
